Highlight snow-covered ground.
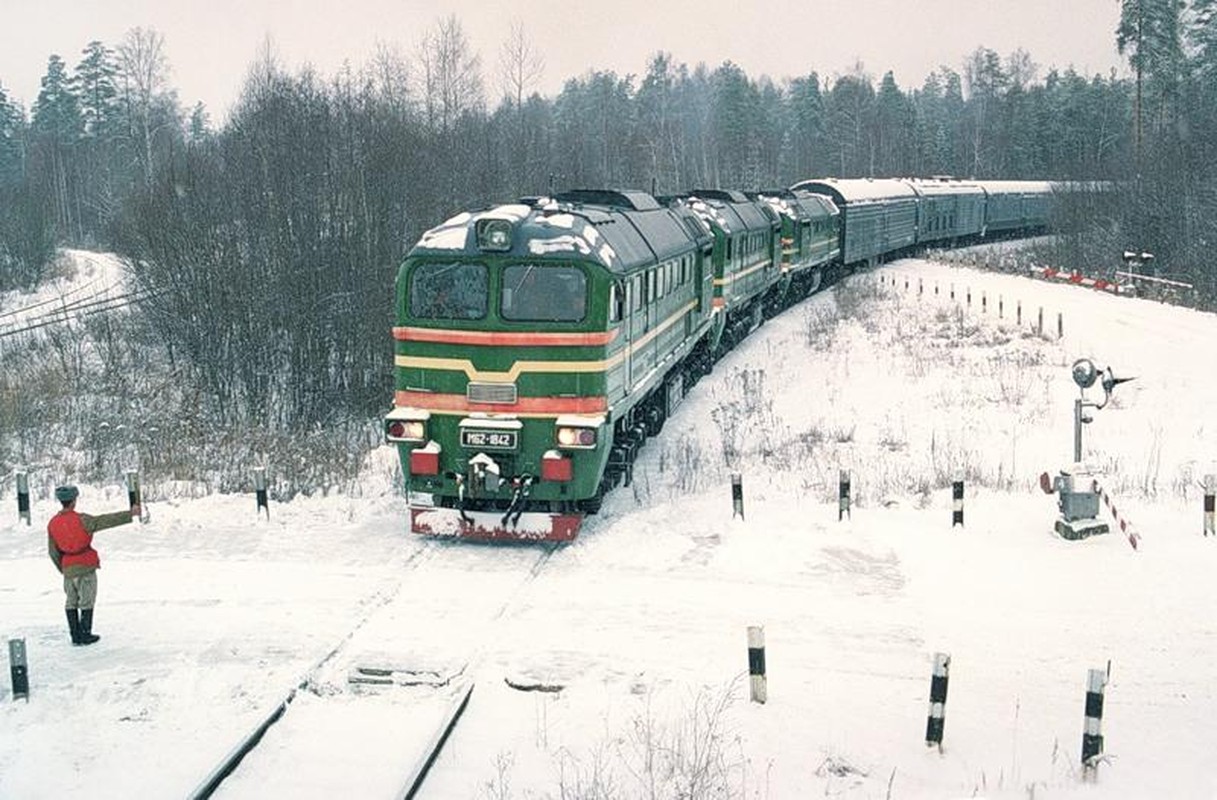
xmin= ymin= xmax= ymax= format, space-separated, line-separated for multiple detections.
xmin=2 ymin=254 xmax=1216 ymax=799
xmin=0 ymin=249 xmax=130 ymax=341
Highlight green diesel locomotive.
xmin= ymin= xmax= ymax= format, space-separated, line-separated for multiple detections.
xmin=387 ymin=179 xmax=1059 ymax=541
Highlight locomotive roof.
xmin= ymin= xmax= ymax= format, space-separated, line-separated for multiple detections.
xmin=757 ymin=189 xmax=840 ymax=223
xmin=677 ymin=190 xmax=778 ymax=236
xmin=408 ymin=191 xmax=707 ymax=275
xmin=789 ymin=178 xmax=919 ymax=204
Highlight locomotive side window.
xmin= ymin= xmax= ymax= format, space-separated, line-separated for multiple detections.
xmin=501 ymin=264 xmax=586 ymax=322
xmin=410 ymin=262 xmax=488 ymax=320
xmin=610 ymin=282 xmax=624 ymax=322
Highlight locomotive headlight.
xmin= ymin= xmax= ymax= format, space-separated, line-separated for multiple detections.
xmin=476 ymin=218 xmax=513 ymax=252
xmin=556 ymin=426 xmax=597 ymax=449
xmin=385 ymin=408 xmax=429 ymax=443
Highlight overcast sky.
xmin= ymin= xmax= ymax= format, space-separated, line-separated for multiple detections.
xmin=2 ymin=0 xmax=1126 ymax=117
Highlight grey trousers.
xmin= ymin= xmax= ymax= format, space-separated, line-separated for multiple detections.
xmin=64 ymin=572 xmax=98 ymax=609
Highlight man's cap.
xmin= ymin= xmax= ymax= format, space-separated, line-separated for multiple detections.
xmin=54 ymin=485 xmax=79 ymax=503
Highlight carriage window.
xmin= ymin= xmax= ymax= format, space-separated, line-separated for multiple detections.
xmin=501 ymin=264 xmax=586 ymax=322
xmin=409 ymin=262 xmax=488 ymax=320
xmin=610 ymin=282 xmax=624 ymax=322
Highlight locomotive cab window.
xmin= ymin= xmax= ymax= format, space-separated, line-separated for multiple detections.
xmin=409 ymin=262 xmax=488 ymax=320
xmin=501 ymin=264 xmax=587 ymax=322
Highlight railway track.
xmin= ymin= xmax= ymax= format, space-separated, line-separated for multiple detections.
xmin=0 ymin=280 xmax=155 ymax=341
xmin=189 ymin=540 xmax=560 ymax=799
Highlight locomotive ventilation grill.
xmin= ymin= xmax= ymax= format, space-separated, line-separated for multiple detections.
xmin=467 ymin=382 xmax=518 ymax=404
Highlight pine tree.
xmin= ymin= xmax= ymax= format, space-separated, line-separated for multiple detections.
xmin=73 ymin=41 xmax=120 ymax=138
xmin=0 ymin=83 xmax=25 ymax=185
xmin=30 ymin=54 xmax=83 ymax=239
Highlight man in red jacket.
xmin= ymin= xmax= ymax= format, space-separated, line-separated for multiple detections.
xmin=47 ymin=485 xmax=141 ymax=646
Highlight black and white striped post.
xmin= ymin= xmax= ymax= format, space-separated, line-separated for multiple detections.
xmin=1057 ymin=312 xmax=1064 ymax=339
xmin=925 ymin=652 xmax=950 ymax=749
xmin=952 ymin=477 xmax=964 ymax=527
xmin=731 ymin=472 xmax=745 ymax=520
xmin=1082 ymin=666 xmax=1108 ymax=776
xmin=9 ymin=638 xmax=28 ymax=702
xmin=1204 ymin=474 xmax=1214 ymax=537
xmin=15 ymin=470 xmax=30 ymax=526
xmin=999 ymin=296 xmax=1004 ymax=318
xmin=981 ymin=292 xmax=987 ymax=313
xmin=747 ymin=625 xmax=767 ymax=704
xmin=838 ymin=469 xmax=851 ymax=521
xmin=1037 ymin=307 xmax=1044 ymax=335
xmin=254 ymin=466 xmax=270 ymax=518
xmin=1017 ymin=301 xmax=1022 ymax=326
xmin=125 ymin=469 xmax=142 ymax=516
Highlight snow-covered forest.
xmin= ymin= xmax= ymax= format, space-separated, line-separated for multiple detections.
xmin=1 ymin=2 xmax=1216 ymax=487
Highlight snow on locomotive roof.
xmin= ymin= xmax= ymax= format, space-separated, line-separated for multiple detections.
xmin=789 ymin=177 xmax=919 ymax=202
xmin=408 ymin=192 xmax=699 ymax=274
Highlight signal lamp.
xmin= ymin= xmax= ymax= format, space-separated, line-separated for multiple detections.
xmin=556 ymin=426 xmax=597 ymax=449
xmin=477 ymin=219 xmax=513 ymax=252
xmin=385 ymin=418 xmax=426 ymax=443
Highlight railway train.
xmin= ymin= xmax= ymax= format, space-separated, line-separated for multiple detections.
xmin=385 ymin=177 xmax=1057 ymax=540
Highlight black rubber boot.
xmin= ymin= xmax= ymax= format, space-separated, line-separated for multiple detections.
xmin=77 ymin=608 xmax=100 ymax=646
xmin=65 ymin=608 xmax=82 ymax=645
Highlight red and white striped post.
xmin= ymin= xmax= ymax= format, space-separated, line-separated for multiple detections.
xmin=1204 ymin=474 xmax=1215 ymax=537
xmin=1095 ymin=480 xmax=1141 ymax=550
xmin=747 ymin=626 xmax=767 ymax=704
xmin=925 ymin=652 xmax=950 ymax=749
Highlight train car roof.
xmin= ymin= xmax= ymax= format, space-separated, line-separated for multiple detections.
xmin=904 ymin=178 xmax=985 ymax=198
xmin=408 ymin=192 xmax=704 ymax=275
xmin=789 ymin=178 xmax=919 ymax=204
xmin=973 ymin=180 xmax=1056 ymax=195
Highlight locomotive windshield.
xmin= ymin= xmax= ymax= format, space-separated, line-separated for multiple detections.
xmin=501 ymin=264 xmax=587 ymax=322
xmin=409 ymin=262 xmax=488 ymax=320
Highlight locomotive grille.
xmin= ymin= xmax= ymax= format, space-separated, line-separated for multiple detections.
xmin=467 ymin=382 xmax=518 ymax=404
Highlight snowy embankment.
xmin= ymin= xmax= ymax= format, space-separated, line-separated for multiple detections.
xmin=2 ymin=255 xmax=1216 ymax=799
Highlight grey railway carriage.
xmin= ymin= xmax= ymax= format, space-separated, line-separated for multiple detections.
xmin=906 ymin=178 xmax=986 ymax=244
xmin=974 ymin=180 xmax=1055 ymax=235
xmin=789 ymin=178 xmax=920 ymax=268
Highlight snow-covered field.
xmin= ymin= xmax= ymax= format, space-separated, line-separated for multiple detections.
xmin=2 ymin=254 xmax=1216 ymax=799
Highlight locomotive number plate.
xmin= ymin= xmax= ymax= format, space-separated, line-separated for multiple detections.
xmin=460 ymin=429 xmax=518 ymax=450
